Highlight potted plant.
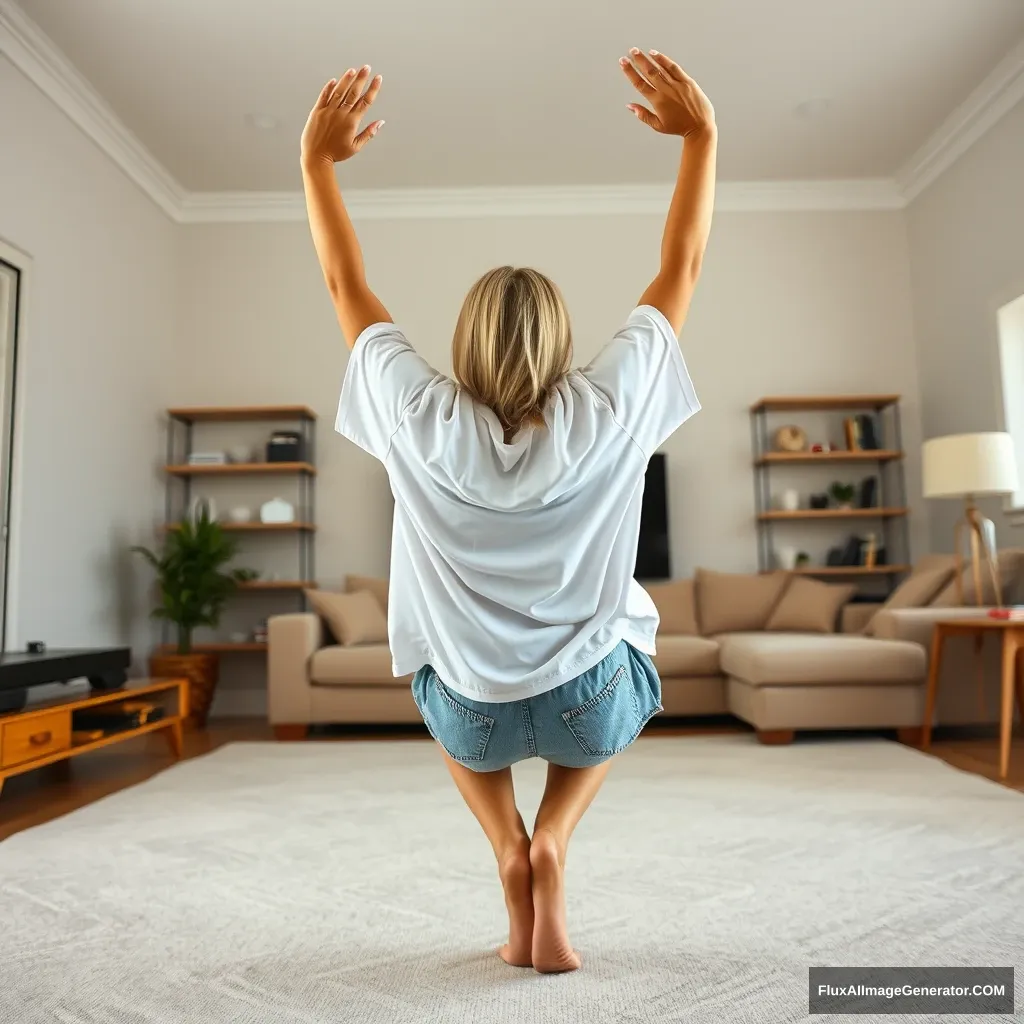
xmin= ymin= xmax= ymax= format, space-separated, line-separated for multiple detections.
xmin=133 ymin=512 xmax=257 ymax=728
xmin=829 ymin=481 xmax=857 ymax=510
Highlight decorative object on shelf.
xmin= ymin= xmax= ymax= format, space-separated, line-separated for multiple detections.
xmin=809 ymin=493 xmax=830 ymax=510
xmin=133 ymin=511 xmax=258 ymax=727
xmin=187 ymin=495 xmax=217 ymax=524
xmin=922 ymin=431 xmax=1019 ymax=607
xmin=795 ymin=551 xmax=811 ymax=567
xmin=266 ymin=431 xmax=304 ymax=463
xmin=774 ymin=545 xmax=798 ymax=571
xmin=260 ymin=497 xmax=296 ymax=524
xmin=778 ymin=489 xmax=800 ymax=512
xmin=228 ymin=507 xmax=252 ymax=524
xmin=843 ymin=417 xmax=861 ymax=451
xmin=810 ymin=443 xmax=825 ymax=453
xmin=829 ymin=481 xmax=856 ymax=509
xmin=773 ymin=425 xmax=807 ymax=453
xmin=229 ymin=631 xmax=248 ymax=644
xmin=862 ymin=533 xmax=878 ymax=569
xmin=228 ymin=446 xmax=254 ymax=464
xmin=858 ymin=476 xmax=878 ymax=509
xmin=187 ymin=451 xmax=228 ymax=466
xmin=253 ymin=620 xmax=269 ymax=644
xmin=856 ymin=414 xmax=879 ymax=450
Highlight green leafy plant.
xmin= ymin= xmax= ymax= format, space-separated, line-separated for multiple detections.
xmin=829 ymin=481 xmax=857 ymax=506
xmin=795 ymin=551 xmax=811 ymax=567
xmin=133 ymin=513 xmax=258 ymax=654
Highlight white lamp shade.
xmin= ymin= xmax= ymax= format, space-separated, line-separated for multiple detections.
xmin=922 ymin=432 xmax=1020 ymax=498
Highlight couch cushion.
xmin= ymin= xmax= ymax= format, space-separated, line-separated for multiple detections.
xmin=765 ymin=578 xmax=856 ymax=633
xmin=717 ymin=632 xmax=925 ymax=687
xmin=344 ymin=574 xmax=389 ymax=613
xmin=696 ymin=569 xmax=789 ymax=635
xmin=652 ymin=635 xmax=720 ymax=677
xmin=311 ymin=644 xmax=402 ymax=685
xmin=647 ymin=578 xmax=699 ymax=635
xmin=307 ymin=589 xmax=388 ymax=646
xmin=862 ymin=564 xmax=956 ymax=635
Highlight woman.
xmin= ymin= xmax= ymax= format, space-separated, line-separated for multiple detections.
xmin=301 ymin=47 xmax=716 ymax=974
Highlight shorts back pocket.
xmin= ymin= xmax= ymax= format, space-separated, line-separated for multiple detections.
xmin=415 ymin=670 xmax=495 ymax=764
xmin=561 ymin=663 xmax=656 ymax=758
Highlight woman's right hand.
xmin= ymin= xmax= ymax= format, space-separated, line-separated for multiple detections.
xmin=619 ymin=48 xmax=715 ymax=138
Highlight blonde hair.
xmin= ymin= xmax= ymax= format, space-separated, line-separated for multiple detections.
xmin=452 ymin=267 xmax=572 ymax=437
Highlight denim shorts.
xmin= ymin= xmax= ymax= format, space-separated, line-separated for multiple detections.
xmin=411 ymin=640 xmax=663 ymax=773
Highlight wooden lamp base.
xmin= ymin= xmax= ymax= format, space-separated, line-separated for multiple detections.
xmin=953 ymin=498 xmax=1003 ymax=607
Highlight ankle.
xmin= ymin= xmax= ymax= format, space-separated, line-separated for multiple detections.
xmin=496 ymin=833 xmax=531 ymax=869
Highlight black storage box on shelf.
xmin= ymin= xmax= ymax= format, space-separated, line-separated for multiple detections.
xmin=266 ymin=431 xmax=304 ymax=463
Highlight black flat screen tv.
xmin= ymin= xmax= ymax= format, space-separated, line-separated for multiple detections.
xmin=635 ymin=453 xmax=670 ymax=581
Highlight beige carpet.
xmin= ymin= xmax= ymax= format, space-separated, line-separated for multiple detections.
xmin=1 ymin=736 xmax=1022 ymax=1023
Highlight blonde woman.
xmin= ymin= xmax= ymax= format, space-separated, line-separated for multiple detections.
xmin=301 ymin=47 xmax=716 ymax=974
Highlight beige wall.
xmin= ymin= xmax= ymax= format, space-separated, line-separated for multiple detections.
xmin=0 ymin=56 xmax=178 ymax=656
xmin=906 ymin=96 xmax=1024 ymax=549
xmin=180 ymin=209 xmax=925 ymax=711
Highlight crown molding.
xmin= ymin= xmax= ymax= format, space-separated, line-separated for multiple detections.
xmin=178 ymin=178 xmax=905 ymax=223
xmin=0 ymin=0 xmax=184 ymax=219
xmin=896 ymin=35 xmax=1024 ymax=203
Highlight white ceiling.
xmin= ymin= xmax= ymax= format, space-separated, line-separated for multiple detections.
xmin=11 ymin=0 xmax=1024 ymax=192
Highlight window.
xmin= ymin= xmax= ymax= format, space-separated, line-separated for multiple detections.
xmin=0 ymin=258 xmax=20 ymax=647
xmin=997 ymin=293 xmax=1024 ymax=515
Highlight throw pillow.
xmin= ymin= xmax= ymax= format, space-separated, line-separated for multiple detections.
xmin=929 ymin=549 xmax=1022 ymax=608
xmin=695 ymin=569 xmax=790 ymax=635
xmin=861 ymin=564 xmax=956 ymax=635
xmin=645 ymin=578 xmax=699 ymax=635
xmin=344 ymin=574 xmax=389 ymax=613
xmin=765 ymin=577 xmax=857 ymax=633
xmin=306 ymin=589 xmax=388 ymax=646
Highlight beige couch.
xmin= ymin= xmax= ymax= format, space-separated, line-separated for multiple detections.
xmin=268 ymin=554 xmax=1022 ymax=743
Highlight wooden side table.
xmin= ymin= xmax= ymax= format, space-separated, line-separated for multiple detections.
xmin=921 ymin=619 xmax=1024 ymax=779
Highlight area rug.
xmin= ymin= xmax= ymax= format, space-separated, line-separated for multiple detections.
xmin=1 ymin=736 xmax=1022 ymax=1023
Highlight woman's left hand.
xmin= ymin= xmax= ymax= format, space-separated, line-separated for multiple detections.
xmin=300 ymin=65 xmax=384 ymax=167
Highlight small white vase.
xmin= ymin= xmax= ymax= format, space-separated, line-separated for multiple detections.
xmin=780 ymin=489 xmax=800 ymax=512
xmin=774 ymin=545 xmax=798 ymax=571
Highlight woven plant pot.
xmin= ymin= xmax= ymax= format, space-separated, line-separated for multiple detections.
xmin=149 ymin=652 xmax=219 ymax=729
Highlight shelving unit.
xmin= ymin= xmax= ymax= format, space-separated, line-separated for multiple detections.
xmin=162 ymin=405 xmax=317 ymax=653
xmin=750 ymin=394 xmax=911 ymax=594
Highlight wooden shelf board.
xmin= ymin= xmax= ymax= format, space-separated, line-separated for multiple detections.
xmin=0 ymin=679 xmax=185 ymax=724
xmin=759 ymin=507 xmax=908 ymax=521
xmin=237 ymin=581 xmax=316 ymax=591
xmin=750 ymin=395 xmax=900 ymax=413
xmin=168 ymin=405 xmax=316 ymax=423
xmin=784 ymin=565 xmax=911 ymax=576
xmin=163 ymin=522 xmax=316 ymax=533
xmin=165 ymin=462 xmax=316 ymax=476
xmin=755 ymin=450 xmax=903 ymax=465
xmin=157 ymin=643 xmax=267 ymax=654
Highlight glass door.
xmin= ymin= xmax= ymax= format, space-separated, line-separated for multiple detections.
xmin=0 ymin=259 xmax=20 ymax=649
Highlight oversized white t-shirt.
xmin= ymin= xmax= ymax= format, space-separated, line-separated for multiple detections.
xmin=336 ymin=304 xmax=700 ymax=703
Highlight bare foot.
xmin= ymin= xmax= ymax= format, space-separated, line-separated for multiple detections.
xmin=497 ymin=838 xmax=534 ymax=967
xmin=529 ymin=828 xmax=581 ymax=973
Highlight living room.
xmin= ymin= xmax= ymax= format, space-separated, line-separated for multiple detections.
xmin=1 ymin=0 xmax=1023 ymax=1019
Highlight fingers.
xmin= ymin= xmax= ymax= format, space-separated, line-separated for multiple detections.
xmin=333 ymin=65 xmax=371 ymax=108
xmin=629 ymin=47 xmax=666 ymax=88
xmin=626 ymin=103 xmax=663 ymax=132
xmin=354 ymin=73 xmax=382 ymax=112
xmin=353 ymin=119 xmax=385 ymax=151
xmin=648 ymin=49 xmax=689 ymax=83
xmin=619 ymin=56 xmax=654 ymax=95
xmin=314 ymin=79 xmax=337 ymax=109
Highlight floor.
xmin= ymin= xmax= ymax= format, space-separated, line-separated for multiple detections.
xmin=0 ymin=718 xmax=1021 ymax=842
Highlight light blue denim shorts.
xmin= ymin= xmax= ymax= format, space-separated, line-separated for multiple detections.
xmin=411 ymin=640 xmax=663 ymax=773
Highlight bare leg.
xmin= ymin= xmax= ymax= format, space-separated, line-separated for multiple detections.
xmin=530 ymin=760 xmax=613 ymax=973
xmin=440 ymin=751 xmax=533 ymax=967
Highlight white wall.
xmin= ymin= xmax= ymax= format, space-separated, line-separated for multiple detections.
xmin=906 ymin=96 xmax=1024 ymax=549
xmin=0 ymin=56 xmax=177 ymax=656
xmin=179 ymin=208 xmax=924 ymax=703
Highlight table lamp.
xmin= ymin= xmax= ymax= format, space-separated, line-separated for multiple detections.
xmin=922 ymin=432 xmax=1020 ymax=606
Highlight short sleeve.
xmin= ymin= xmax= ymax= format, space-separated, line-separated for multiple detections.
xmin=580 ymin=305 xmax=700 ymax=457
xmin=335 ymin=322 xmax=439 ymax=461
